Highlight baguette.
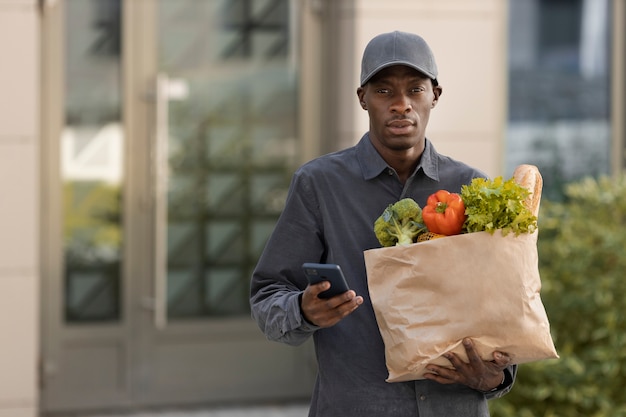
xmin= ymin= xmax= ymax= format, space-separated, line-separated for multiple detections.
xmin=512 ymin=164 xmax=543 ymax=217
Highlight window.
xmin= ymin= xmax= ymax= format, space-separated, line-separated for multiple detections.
xmin=507 ymin=0 xmax=612 ymax=200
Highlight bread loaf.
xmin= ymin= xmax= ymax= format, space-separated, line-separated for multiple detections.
xmin=513 ymin=164 xmax=543 ymax=217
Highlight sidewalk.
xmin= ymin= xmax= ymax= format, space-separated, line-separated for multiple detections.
xmin=73 ymin=403 xmax=309 ymax=417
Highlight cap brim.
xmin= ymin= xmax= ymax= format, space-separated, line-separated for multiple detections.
xmin=360 ymin=61 xmax=438 ymax=86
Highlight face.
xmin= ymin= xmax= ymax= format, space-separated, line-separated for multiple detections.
xmin=357 ymin=65 xmax=442 ymax=155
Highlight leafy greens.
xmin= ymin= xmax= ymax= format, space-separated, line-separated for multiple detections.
xmin=461 ymin=176 xmax=538 ymax=236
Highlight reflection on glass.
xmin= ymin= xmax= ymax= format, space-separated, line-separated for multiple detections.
xmin=158 ymin=0 xmax=297 ymax=318
xmin=62 ymin=0 xmax=123 ymax=322
xmin=506 ymin=0 xmax=611 ymax=200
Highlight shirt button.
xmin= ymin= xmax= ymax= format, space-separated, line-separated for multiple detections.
xmin=387 ymin=169 xmax=393 ymax=176
xmin=419 ymin=395 xmax=426 ymax=401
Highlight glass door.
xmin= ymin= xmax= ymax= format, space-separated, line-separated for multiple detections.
xmin=132 ymin=0 xmax=315 ymax=405
xmin=41 ymin=0 xmax=315 ymax=413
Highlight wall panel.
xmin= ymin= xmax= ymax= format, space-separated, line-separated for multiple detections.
xmin=335 ymin=0 xmax=507 ymax=177
xmin=0 ymin=1 xmax=39 ymax=416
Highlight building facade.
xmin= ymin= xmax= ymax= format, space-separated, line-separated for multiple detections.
xmin=0 ymin=0 xmax=623 ymax=416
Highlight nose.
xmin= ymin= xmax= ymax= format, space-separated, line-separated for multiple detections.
xmin=390 ymin=93 xmax=412 ymax=114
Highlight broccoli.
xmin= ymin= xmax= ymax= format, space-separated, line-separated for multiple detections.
xmin=374 ymin=198 xmax=426 ymax=247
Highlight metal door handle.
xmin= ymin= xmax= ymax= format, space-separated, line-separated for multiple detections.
xmin=153 ymin=73 xmax=189 ymax=330
xmin=153 ymin=73 xmax=169 ymax=329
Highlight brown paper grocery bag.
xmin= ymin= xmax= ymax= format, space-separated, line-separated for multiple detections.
xmin=364 ymin=230 xmax=558 ymax=383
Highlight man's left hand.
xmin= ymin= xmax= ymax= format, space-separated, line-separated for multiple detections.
xmin=423 ymin=338 xmax=511 ymax=392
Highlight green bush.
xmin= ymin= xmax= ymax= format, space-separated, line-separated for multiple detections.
xmin=490 ymin=174 xmax=626 ymax=417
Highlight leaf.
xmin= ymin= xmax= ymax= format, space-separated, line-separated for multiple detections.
xmin=461 ymin=176 xmax=537 ymax=235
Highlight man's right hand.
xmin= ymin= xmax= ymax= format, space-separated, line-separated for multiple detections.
xmin=300 ymin=281 xmax=363 ymax=327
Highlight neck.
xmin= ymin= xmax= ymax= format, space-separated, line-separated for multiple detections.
xmin=372 ymin=139 xmax=425 ymax=184
xmin=391 ymin=155 xmax=420 ymax=184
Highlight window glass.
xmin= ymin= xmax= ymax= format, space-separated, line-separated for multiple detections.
xmin=507 ymin=0 xmax=611 ymax=200
xmin=157 ymin=0 xmax=298 ymax=318
xmin=62 ymin=0 xmax=123 ymax=322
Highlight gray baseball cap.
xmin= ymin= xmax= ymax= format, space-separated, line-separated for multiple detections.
xmin=360 ymin=31 xmax=438 ymax=86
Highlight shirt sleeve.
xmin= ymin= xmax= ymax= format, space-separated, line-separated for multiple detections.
xmin=249 ymin=169 xmax=325 ymax=346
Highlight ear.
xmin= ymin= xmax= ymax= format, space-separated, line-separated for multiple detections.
xmin=356 ymin=87 xmax=367 ymax=110
xmin=431 ymin=84 xmax=443 ymax=108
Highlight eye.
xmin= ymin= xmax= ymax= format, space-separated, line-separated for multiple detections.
xmin=410 ymin=86 xmax=426 ymax=94
xmin=376 ymin=88 xmax=391 ymax=94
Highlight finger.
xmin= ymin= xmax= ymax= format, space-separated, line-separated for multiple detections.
xmin=442 ymin=351 xmax=465 ymax=370
xmin=492 ymin=351 xmax=511 ymax=368
xmin=334 ymin=289 xmax=358 ymax=305
xmin=461 ymin=338 xmax=484 ymax=366
xmin=424 ymin=366 xmax=457 ymax=385
xmin=318 ymin=289 xmax=357 ymax=309
xmin=333 ymin=294 xmax=363 ymax=316
xmin=424 ymin=373 xmax=455 ymax=385
xmin=426 ymin=364 xmax=454 ymax=379
xmin=309 ymin=291 xmax=362 ymax=326
xmin=309 ymin=281 xmax=331 ymax=297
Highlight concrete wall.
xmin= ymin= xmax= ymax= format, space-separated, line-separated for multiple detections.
xmin=0 ymin=1 xmax=39 ymax=416
xmin=335 ymin=0 xmax=508 ymax=178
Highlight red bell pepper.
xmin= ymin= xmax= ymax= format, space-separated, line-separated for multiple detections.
xmin=422 ymin=190 xmax=467 ymax=236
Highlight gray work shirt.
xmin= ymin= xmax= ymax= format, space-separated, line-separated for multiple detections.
xmin=250 ymin=133 xmax=516 ymax=417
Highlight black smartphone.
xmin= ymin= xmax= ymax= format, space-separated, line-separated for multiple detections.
xmin=302 ymin=263 xmax=350 ymax=299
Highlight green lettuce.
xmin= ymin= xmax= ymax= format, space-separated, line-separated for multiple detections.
xmin=461 ymin=176 xmax=538 ymax=235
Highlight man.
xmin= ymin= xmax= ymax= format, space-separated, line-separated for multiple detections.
xmin=250 ymin=31 xmax=516 ymax=416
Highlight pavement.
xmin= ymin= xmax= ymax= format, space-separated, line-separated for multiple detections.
xmin=67 ymin=403 xmax=309 ymax=417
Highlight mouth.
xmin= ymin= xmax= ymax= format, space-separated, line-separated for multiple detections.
xmin=386 ymin=119 xmax=415 ymax=134
xmin=387 ymin=119 xmax=413 ymax=127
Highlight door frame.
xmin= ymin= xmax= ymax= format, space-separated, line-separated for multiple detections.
xmin=40 ymin=0 xmax=322 ymax=413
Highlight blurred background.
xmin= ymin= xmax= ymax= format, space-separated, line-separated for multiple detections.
xmin=0 ymin=0 xmax=624 ymax=416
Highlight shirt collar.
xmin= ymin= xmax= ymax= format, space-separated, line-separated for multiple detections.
xmin=357 ymin=133 xmax=440 ymax=182
xmin=418 ymin=139 xmax=440 ymax=181
xmin=356 ymin=133 xmax=389 ymax=180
